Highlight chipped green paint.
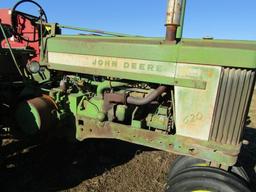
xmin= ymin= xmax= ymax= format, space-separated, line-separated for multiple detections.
xmin=47 ymin=52 xmax=207 ymax=89
xmin=75 ymin=116 xmax=240 ymax=166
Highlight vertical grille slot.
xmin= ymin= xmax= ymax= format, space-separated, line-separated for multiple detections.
xmin=209 ymin=68 xmax=255 ymax=145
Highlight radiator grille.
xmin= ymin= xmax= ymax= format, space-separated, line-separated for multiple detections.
xmin=209 ymin=68 xmax=255 ymax=145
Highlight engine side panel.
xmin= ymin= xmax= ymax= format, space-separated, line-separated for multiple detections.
xmin=175 ymin=64 xmax=222 ymax=140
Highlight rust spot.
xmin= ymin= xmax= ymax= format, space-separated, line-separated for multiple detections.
xmin=103 ymin=93 xmax=127 ymax=112
xmin=188 ymin=148 xmax=198 ymax=155
xmin=208 ymin=70 xmax=213 ymax=78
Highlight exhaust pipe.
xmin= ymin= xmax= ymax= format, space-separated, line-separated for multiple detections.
xmin=103 ymin=86 xmax=167 ymax=112
xmin=165 ymin=0 xmax=185 ymax=42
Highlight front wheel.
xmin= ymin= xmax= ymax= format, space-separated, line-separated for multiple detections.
xmin=168 ymin=155 xmax=249 ymax=181
xmin=166 ymin=167 xmax=251 ymax=192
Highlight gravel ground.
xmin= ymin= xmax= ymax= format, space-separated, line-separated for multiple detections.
xmin=0 ymin=88 xmax=255 ymax=192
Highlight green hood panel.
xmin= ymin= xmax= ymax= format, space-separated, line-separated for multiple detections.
xmin=45 ymin=35 xmax=256 ymax=69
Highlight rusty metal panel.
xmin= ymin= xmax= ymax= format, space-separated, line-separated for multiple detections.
xmin=210 ymin=68 xmax=256 ymax=145
xmin=75 ymin=116 xmax=240 ymax=166
xmin=174 ymin=64 xmax=222 ymax=140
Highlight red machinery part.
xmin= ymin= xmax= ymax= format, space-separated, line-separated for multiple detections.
xmin=0 ymin=8 xmax=41 ymax=63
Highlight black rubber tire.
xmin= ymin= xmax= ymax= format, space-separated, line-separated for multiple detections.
xmin=166 ymin=167 xmax=251 ymax=192
xmin=168 ymin=155 xmax=249 ymax=181
xmin=168 ymin=156 xmax=207 ymax=179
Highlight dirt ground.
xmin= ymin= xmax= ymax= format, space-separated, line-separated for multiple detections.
xmin=0 ymin=88 xmax=255 ymax=192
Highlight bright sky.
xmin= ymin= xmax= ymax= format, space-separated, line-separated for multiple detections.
xmin=1 ymin=0 xmax=256 ymax=40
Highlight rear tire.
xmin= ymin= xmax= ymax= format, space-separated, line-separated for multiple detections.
xmin=166 ymin=167 xmax=251 ymax=192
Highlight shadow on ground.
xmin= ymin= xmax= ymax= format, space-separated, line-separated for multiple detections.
xmin=0 ymin=135 xmax=151 ymax=192
xmin=0 ymin=127 xmax=256 ymax=192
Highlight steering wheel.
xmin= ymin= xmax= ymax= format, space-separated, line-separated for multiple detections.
xmin=11 ymin=0 xmax=48 ymax=42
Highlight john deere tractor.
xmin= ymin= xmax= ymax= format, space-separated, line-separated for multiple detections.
xmin=0 ymin=0 xmax=255 ymax=191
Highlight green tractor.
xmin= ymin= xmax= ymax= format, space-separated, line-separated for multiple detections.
xmin=0 ymin=0 xmax=255 ymax=191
